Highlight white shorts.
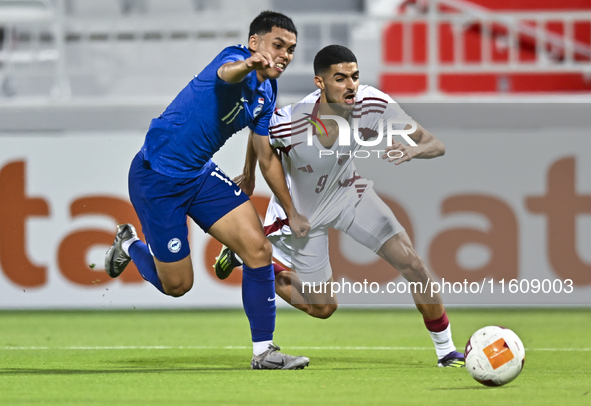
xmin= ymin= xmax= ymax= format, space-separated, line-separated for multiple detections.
xmin=269 ymin=188 xmax=405 ymax=284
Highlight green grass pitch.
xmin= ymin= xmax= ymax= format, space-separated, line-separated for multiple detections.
xmin=0 ymin=308 xmax=589 ymax=405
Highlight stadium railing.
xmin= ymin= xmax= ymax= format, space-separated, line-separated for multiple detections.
xmin=0 ymin=0 xmax=70 ymax=98
xmin=1 ymin=0 xmax=590 ymax=100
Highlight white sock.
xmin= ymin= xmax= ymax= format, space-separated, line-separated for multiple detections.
xmin=121 ymin=236 xmax=140 ymax=256
xmin=253 ymin=340 xmax=273 ymax=356
xmin=430 ymin=324 xmax=456 ymax=359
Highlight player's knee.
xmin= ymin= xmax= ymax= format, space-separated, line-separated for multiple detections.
xmin=410 ymin=257 xmax=427 ymax=274
xmin=274 ymin=270 xmax=290 ymax=288
xmin=397 ymin=251 xmax=425 ymax=273
xmin=261 ymin=238 xmax=273 ymax=259
xmin=309 ymin=303 xmax=338 ymax=319
xmin=162 ymin=276 xmax=193 ymax=297
xmin=241 ymin=236 xmax=273 ymax=266
xmin=400 ymin=259 xmax=429 ymax=283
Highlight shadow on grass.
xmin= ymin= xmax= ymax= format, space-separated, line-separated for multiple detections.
xmin=0 ymin=365 xmax=433 ymax=375
xmin=0 ymin=355 xmax=250 ymax=375
xmin=430 ymin=386 xmax=517 ymax=391
xmin=0 ymin=367 xmax=247 ymax=375
xmin=0 ymin=360 xmax=429 ymax=375
xmin=0 ymin=353 xmax=441 ymax=376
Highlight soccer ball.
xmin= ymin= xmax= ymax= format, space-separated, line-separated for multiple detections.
xmin=464 ymin=326 xmax=525 ymax=387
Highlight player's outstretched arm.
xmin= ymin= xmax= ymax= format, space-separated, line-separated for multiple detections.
xmin=217 ymin=51 xmax=274 ymax=83
xmin=383 ymin=122 xmax=445 ymax=165
xmin=233 ymin=131 xmax=257 ymax=196
xmin=251 ymin=131 xmax=310 ymax=238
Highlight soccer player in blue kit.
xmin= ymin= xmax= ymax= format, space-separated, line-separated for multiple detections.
xmin=104 ymin=11 xmax=310 ymax=370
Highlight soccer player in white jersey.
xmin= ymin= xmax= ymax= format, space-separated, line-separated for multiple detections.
xmin=215 ymin=45 xmax=465 ymax=367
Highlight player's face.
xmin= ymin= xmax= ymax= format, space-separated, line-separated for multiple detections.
xmin=316 ymin=62 xmax=359 ymax=112
xmin=249 ymin=27 xmax=297 ymax=80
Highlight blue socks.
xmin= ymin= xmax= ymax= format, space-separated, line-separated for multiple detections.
xmin=128 ymin=241 xmax=165 ymax=294
xmin=242 ymin=264 xmax=276 ymax=342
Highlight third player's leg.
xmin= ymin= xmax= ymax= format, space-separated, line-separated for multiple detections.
xmin=377 ymin=232 xmax=444 ymax=319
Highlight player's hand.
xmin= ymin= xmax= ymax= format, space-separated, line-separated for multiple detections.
xmin=244 ymin=51 xmax=274 ymax=71
xmin=290 ymin=212 xmax=311 ymax=239
xmin=233 ymin=174 xmax=255 ymax=197
xmin=383 ymin=141 xmax=419 ymax=165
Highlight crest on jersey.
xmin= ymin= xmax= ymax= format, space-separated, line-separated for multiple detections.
xmin=253 ymin=98 xmax=265 ymax=118
xmin=167 ymin=238 xmax=182 ymax=253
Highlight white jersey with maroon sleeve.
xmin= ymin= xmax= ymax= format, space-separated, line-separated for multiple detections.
xmin=263 ymin=85 xmax=411 ymax=238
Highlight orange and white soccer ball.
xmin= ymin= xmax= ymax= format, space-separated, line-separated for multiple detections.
xmin=464 ymin=326 xmax=525 ymax=386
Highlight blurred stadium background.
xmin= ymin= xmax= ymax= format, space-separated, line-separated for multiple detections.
xmin=0 ymin=0 xmax=590 ymax=309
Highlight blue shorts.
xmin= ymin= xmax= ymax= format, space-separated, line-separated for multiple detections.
xmin=128 ymin=152 xmax=249 ymax=263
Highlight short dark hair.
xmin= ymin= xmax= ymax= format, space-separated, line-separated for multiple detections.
xmin=249 ymin=11 xmax=297 ymax=38
xmin=314 ymin=45 xmax=357 ymax=75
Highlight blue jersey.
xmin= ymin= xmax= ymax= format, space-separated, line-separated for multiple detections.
xmin=140 ymin=45 xmax=277 ymax=178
